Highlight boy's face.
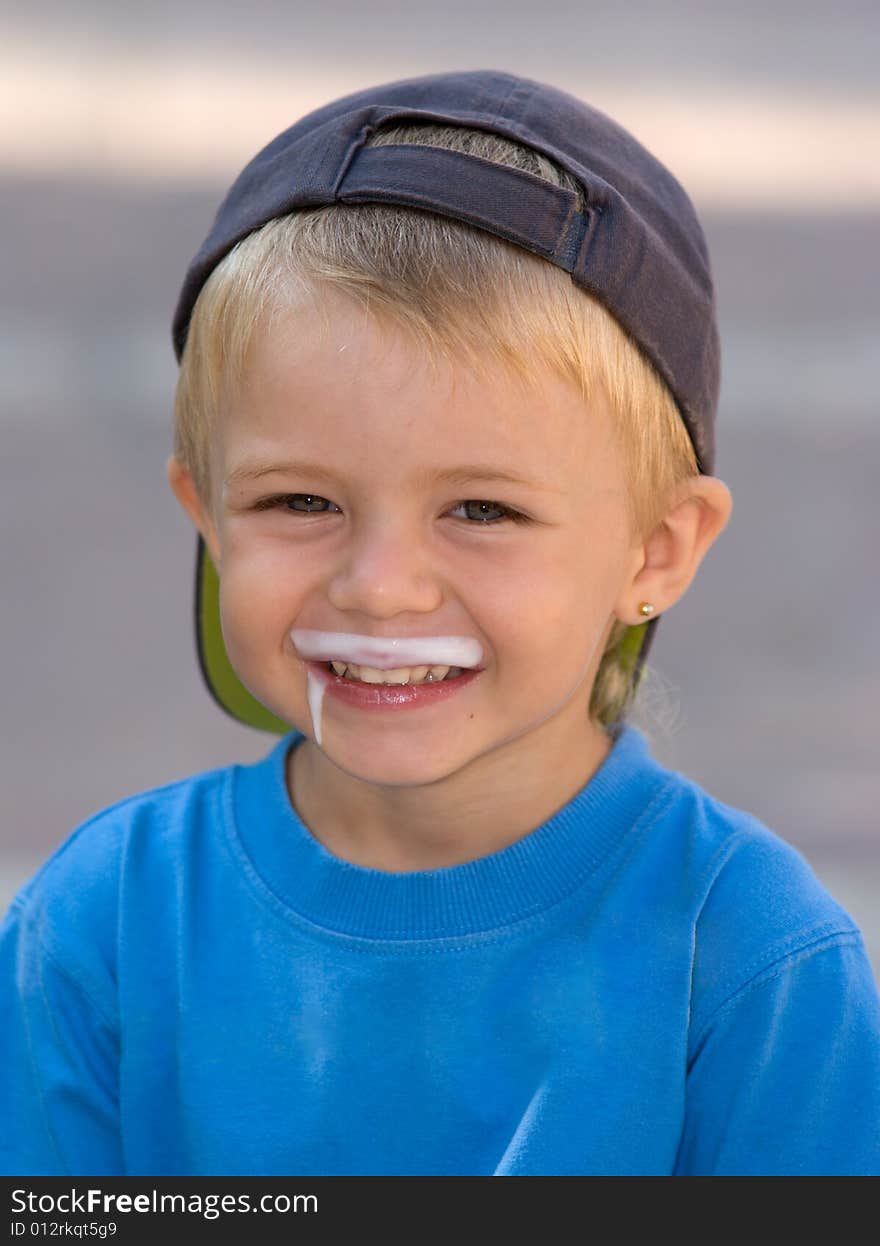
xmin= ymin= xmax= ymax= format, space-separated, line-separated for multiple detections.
xmin=176 ymin=289 xmax=645 ymax=788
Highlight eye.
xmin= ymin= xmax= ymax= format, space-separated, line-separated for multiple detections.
xmin=254 ymin=493 xmax=339 ymax=514
xmin=448 ymin=499 xmax=527 ymax=525
xmin=252 ymin=493 xmax=528 ymax=524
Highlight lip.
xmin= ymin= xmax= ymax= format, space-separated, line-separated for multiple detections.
xmin=305 ymin=659 xmax=483 ymax=710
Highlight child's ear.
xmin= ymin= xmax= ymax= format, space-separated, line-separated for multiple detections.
xmin=623 ymin=476 xmax=733 ymax=621
xmin=166 ymin=455 xmax=221 ymax=566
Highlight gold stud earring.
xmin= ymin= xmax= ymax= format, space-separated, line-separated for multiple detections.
xmin=638 ymin=602 xmax=655 ymax=617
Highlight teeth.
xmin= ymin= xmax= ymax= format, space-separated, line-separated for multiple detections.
xmin=329 ymin=661 xmax=460 ymax=685
xmin=359 ymin=665 xmax=416 ymax=684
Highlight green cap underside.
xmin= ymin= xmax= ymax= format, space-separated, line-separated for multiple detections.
xmin=196 ymin=537 xmax=652 ymax=735
xmin=616 ymin=617 xmax=652 ymax=685
xmin=196 ymin=540 xmax=292 ymax=734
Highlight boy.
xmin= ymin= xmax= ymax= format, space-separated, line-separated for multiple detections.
xmin=3 ymin=70 xmax=879 ymax=1175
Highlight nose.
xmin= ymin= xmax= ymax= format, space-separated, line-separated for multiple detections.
xmin=325 ymin=517 xmax=444 ymax=618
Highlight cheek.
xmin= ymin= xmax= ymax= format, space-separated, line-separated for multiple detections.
xmin=490 ymin=540 xmax=616 ymax=641
xmin=216 ymin=542 xmax=302 ymax=653
xmin=488 ymin=540 xmax=621 ymax=691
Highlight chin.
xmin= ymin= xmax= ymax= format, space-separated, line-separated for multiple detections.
xmin=320 ymin=730 xmax=471 ymax=788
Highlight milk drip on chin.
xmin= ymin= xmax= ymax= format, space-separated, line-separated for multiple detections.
xmin=306 ymin=668 xmax=327 ymax=747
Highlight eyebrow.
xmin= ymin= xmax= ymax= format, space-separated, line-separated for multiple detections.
xmin=224 ymin=459 xmax=562 ymax=493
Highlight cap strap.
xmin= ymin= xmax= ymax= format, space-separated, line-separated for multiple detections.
xmin=339 ymin=143 xmax=591 ymax=271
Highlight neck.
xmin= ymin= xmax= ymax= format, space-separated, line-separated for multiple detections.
xmin=286 ymin=713 xmax=612 ymax=872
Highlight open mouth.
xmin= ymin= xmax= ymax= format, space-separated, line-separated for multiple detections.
xmin=323 ymin=661 xmax=467 ymax=685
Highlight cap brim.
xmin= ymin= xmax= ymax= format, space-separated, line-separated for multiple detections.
xmin=195 ymin=536 xmax=293 ymax=734
xmin=618 ymin=610 xmax=660 ymax=702
xmin=194 ymin=535 xmax=658 ymax=733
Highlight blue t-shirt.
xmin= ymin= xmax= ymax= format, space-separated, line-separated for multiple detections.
xmin=3 ymin=722 xmax=879 ymax=1175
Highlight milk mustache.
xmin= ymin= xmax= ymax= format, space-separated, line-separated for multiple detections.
xmin=291 ymin=629 xmax=485 ymax=746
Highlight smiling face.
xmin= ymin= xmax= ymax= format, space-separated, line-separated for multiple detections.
xmin=180 ymin=287 xmax=645 ymax=789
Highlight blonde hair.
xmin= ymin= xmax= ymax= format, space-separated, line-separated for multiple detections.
xmin=175 ymin=122 xmax=699 ymax=730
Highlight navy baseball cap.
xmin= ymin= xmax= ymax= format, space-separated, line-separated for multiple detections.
xmin=172 ymin=69 xmax=720 ymax=734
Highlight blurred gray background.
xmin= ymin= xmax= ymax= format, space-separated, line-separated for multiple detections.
xmin=1 ymin=1 xmax=878 ymax=974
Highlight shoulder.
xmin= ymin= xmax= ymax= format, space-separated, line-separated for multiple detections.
xmin=658 ymin=773 xmax=865 ymax=1033
xmin=618 ymin=726 xmax=865 ymax=1019
xmin=3 ymin=759 xmax=238 ymax=966
xmin=625 ymin=735 xmax=852 ymax=929
xmin=632 ymin=736 xmax=858 ymax=936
